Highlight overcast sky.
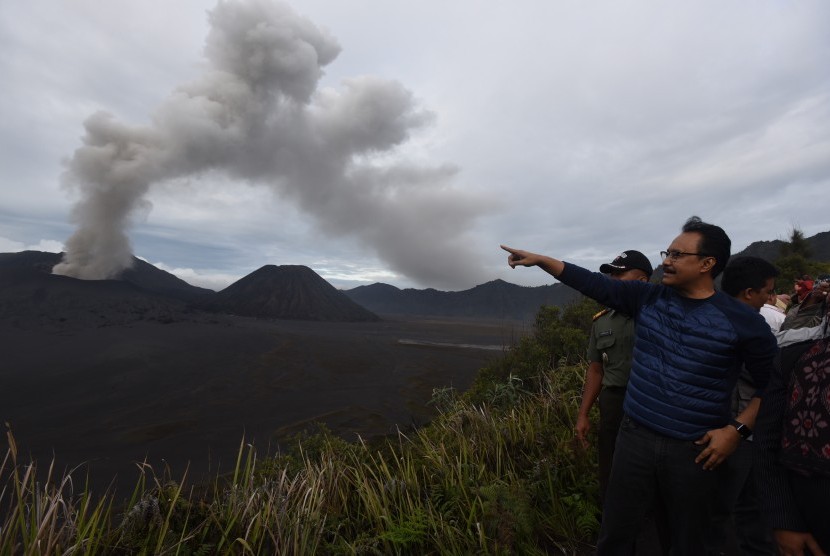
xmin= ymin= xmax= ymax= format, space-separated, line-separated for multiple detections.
xmin=2 ymin=0 xmax=828 ymax=291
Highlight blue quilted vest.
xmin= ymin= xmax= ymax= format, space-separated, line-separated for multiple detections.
xmin=559 ymin=263 xmax=776 ymax=440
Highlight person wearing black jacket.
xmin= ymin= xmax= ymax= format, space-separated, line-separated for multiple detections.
xmin=755 ymin=282 xmax=829 ymax=556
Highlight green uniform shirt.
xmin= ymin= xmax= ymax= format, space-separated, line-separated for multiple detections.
xmin=587 ymin=309 xmax=635 ymax=388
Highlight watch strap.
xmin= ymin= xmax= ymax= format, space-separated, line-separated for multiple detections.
xmin=730 ymin=419 xmax=752 ymax=439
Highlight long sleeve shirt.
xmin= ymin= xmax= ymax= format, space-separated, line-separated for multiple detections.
xmin=557 ymin=262 xmax=777 ymax=440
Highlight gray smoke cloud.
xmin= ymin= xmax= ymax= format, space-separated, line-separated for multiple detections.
xmin=53 ymin=0 xmax=491 ymax=288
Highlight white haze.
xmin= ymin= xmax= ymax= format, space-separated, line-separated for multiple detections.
xmin=52 ymin=0 xmax=492 ymax=289
xmin=3 ymin=0 xmax=829 ymax=290
xmin=0 ymin=237 xmax=63 ymax=254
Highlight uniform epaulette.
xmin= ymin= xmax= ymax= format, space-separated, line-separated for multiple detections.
xmin=592 ymin=309 xmax=610 ymax=321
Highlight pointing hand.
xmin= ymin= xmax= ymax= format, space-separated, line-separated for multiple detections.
xmin=501 ymin=245 xmax=540 ymax=268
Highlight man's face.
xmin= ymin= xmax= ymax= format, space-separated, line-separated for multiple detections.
xmin=660 ymin=232 xmax=713 ymax=288
xmin=744 ymin=277 xmax=776 ymax=311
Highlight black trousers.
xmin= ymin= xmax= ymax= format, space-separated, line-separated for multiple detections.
xmin=598 ymin=416 xmax=716 ymax=556
xmin=790 ymin=472 xmax=830 ymax=551
xmin=598 ymin=386 xmax=626 ymax=505
xmin=706 ymin=440 xmax=775 ymax=555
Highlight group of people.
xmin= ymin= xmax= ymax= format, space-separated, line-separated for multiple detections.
xmin=502 ymin=216 xmax=829 ymax=555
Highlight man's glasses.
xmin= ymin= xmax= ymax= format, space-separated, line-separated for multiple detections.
xmin=660 ymin=250 xmax=710 ymax=261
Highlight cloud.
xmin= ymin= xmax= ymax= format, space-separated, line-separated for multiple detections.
xmin=3 ymin=1 xmax=828 ymax=291
xmin=149 ymin=261 xmax=239 ymax=291
xmin=51 ymin=0 xmax=492 ymax=289
xmin=0 ymin=237 xmax=63 ymax=253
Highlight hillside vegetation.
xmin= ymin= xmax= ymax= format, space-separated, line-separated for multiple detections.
xmin=0 ymin=298 xmax=602 ymax=555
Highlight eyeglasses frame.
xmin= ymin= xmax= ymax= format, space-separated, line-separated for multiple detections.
xmin=660 ymin=250 xmax=713 ymax=262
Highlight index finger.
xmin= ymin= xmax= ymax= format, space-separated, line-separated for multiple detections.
xmin=703 ymin=456 xmax=721 ymax=470
xmin=500 ymin=245 xmax=516 ymax=254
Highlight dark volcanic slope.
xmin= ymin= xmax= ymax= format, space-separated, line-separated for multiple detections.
xmin=0 ymin=270 xmax=198 ymax=329
xmin=0 ymin=251 xmax=213 ymax=302
xmin=345 ymin=279 xmax=582 ymax=321
xmin=0 ymin=252 xmax=207 ymax=329
xmin=1 ymin=252 xmax=376 ymax=323
xmin=0 ymin=250 xmax=62 ymax=276
xmin=205 ymin=264 xmax=379 ymax=321
xmin=120 ymin=258 xmax=214 ymax=301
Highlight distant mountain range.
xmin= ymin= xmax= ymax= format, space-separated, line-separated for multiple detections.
xmin=0 ymin=251 xmax=376 ymax=325
xmin=343 ymin=230 xmax=830 ymax=319
xmin=0 ymin=251 xmax=582 ymax=323
xmin=2 ymin=229 xmax=828 ymax=323
xmin=0 ymin=251 xmax=581 ymax=323
xmin=735 ymin=231 xmax=830 ymax=263
xmin=343 ymin=280 xmax=580 ymax=321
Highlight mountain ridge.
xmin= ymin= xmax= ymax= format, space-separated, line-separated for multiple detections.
xmin=344 ymin=279 xmax=581 ymax=321
xmin=201 ymin=264 xmax=378 ymax=321
xmin=2 ymin=229 xmax=828 ymax=323
xmin=0 ymin=252 xmax=377 ymax=324
xmin=344 ymin=230 xmax=830 ymax=319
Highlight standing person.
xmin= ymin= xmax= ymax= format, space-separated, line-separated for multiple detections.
xmin=760 ymin=291 xmax=786 ymax=333
xmin=756 ymin=281 xmax=830 ymax=556
xmin=501 ymin=216 xmax=776 ymax=554
xmin=710 ymin=256 xmax=780 ymax=555
xmin=784 ymin=277 xmax=826 ymax=330
xmin=793 ymin=276 xmax=814 ymax=306
xmin=574 ymin=250 xmax=652 ymax=506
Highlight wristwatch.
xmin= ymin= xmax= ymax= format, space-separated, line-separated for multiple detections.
xmin=729 ymin=419 xmax=752 ymax=439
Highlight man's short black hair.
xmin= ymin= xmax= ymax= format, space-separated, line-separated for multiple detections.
xmin=721 ymin=256 xmax=780 ymax=297
xmin=682 ymin=216 xmax=731 ymax=278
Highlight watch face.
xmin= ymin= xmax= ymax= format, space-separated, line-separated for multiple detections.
xmin=731 ymin=420 xmax=751 ymax=438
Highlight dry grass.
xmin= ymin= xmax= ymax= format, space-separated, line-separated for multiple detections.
xmin=0 ymin=365 xmax=599 ymax=555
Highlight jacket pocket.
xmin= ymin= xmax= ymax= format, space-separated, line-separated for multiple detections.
xmin=596 ymin=334 xmax=616 ymax=350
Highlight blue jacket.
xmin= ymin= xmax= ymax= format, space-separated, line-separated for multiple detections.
xmin=559 ymin=263 xmax=777 ymax=440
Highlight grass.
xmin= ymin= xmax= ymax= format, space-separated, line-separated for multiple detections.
xmin=0 ymin=300 xmax=602 ymax=555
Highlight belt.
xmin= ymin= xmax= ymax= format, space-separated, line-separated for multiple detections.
xmin=601 ymin=385 xmax=627 ymax=392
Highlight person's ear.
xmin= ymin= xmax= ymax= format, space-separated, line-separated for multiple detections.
xmin=700 ymin=257 xmax=715 ymax=273
xmin=740 ymin=287 xmax=754 ymax=301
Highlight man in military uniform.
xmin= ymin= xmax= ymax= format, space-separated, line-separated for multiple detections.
xmin=574 ymin=250 xmax=653 ymax=504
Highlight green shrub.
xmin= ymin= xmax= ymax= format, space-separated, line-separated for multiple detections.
xmin=465 ymin=297 xmax=600 ymax=405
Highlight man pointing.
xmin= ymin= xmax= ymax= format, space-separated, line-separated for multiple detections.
xmin=502 ymin=216 xmax=776 ymax=554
